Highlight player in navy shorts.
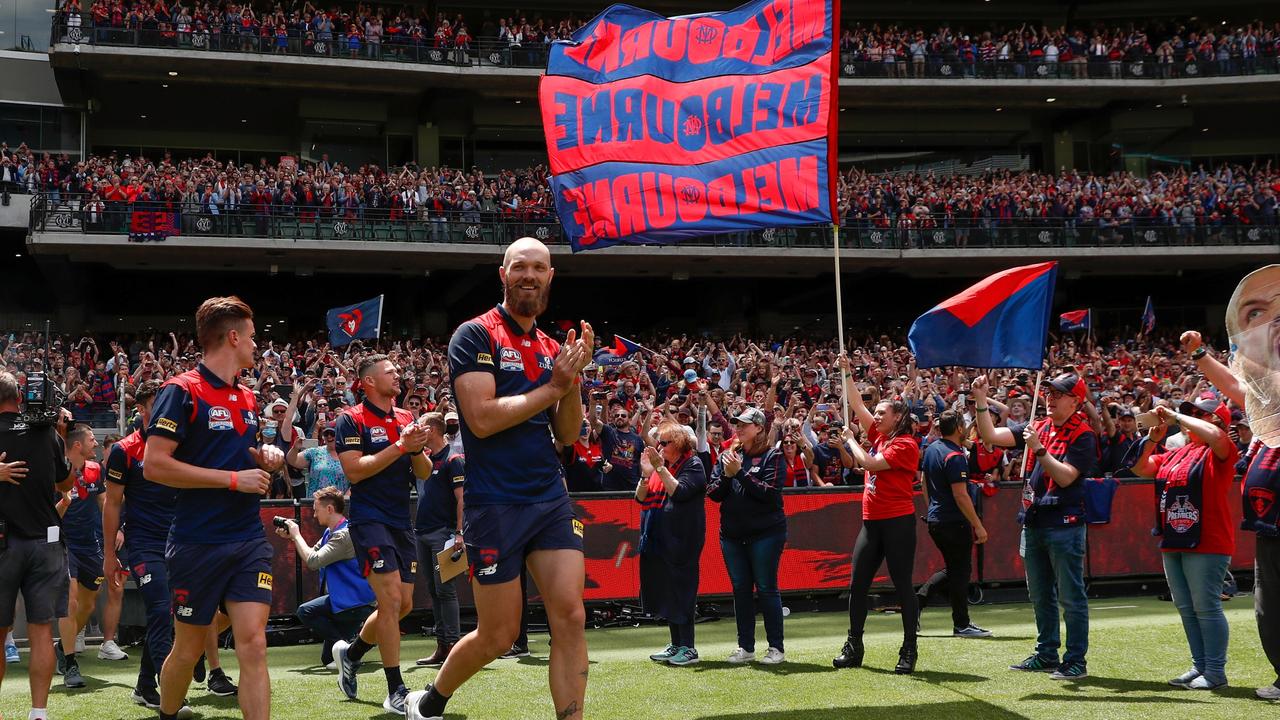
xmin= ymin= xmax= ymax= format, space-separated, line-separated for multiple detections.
xmin=144 ymin=296 xmax=284 ymax=720
xmin=410 ymin=237 xmax=594 ymax=720
xmin=331 ymin=353 xmax=431 ymax=713
xmin=54 ymin=423 xmax=102 ymax=689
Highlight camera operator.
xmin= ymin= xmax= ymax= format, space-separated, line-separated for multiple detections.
xmin=275 ymin=488 xmax=375 ymax=669
xmin=0 ymin=370 xmax=76 ymax=720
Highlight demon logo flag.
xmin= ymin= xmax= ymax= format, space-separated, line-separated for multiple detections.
xmin=540 ymin=0 xmax=839 ymax=251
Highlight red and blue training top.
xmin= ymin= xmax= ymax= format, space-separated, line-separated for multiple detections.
xmin=336 ymin=399 xmax=417 ymax=530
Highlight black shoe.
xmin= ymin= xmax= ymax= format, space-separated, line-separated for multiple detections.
xmin=832 ymin=636 xmax=864 ymax=669
xmin=63 ymin=662 xmax=86 ymax=688
xmin=131 ymin=686 xmax=161 ymax=708
xmin=895 ymin=642 xmax=918 ymax=675
xmin=207 ymin=668 xmax=238 ymax=696
xmin=498 ymin=644 xmax=530 ymax=659
xmin=193 ymin=654 xmax=207 ymax=683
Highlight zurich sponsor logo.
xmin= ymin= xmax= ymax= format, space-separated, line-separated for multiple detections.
xmin=208 ymin=406 xmax=234 ymax=431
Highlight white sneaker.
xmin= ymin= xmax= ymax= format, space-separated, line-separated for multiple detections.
xmin=727 ymin=647 xmax=755 ymax=664
xmin=1256 ymin=684 xmax=1280 ymax=700
xmin=759 ymin=647 xmax=785 ymax=665
xmin=405 ymin=689 xmax=444 ymax=720
xmin=74 ymin=629 xmax=86 ymax=654
xmin=98 ymin=640 xmax=129 ymax=661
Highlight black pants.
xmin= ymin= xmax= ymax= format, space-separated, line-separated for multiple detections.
xmin=848 ymin=514 xmax=917 ymax=641
xmin=917 ymin=521 xmax=973 ymax=629
xmin=668 ymin=622 xmax=694 ymax=649
xmin=1257 ymin=536 xmax=1280 ymax=684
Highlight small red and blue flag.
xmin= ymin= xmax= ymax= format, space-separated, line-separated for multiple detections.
xmin=1059 ymin=309 xmax=1091 ymax=332
xmin=908 ymin=262 xmax=1058 ymax=369
xmin=1140 ymin=296 xmax=1156 ymax=336
xmin=607 ymin=335 xmax=643 ymax=357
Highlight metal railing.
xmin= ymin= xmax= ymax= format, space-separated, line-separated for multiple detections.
xmin=837 ymin=55 xmax=1280 ymax=80
xmin=50 ymin=17 xmax=550 ymax=69
xmin=29 ymin=193 xmax=1280 ymax=250
xmin=49 ymin=18 xmax=1280 ymax=81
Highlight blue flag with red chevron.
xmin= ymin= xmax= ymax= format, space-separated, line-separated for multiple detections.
xmin=1141 ymin=296 xmax=1156 ymax=336
xmin=540 ymin=0 xmax=839 ymax=251
xmin=326 ymin=295 xmax=383 ymax=347
xmin=908 ymin=262 xmax=1058 ymax=369
xmin=608 ymin=335 xmax=643 ymax=357
xmin=1059 ymin=309 xmax=1091 ymax=332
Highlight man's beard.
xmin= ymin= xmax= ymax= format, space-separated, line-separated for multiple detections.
xmin=504 ymin=279 xmax=550 ymax=318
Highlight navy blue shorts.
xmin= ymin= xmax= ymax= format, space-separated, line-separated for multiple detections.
xmin=167 ymin=538 xmax=273 ymax=626
xmin=464 ymin=495 xmax=583 ymax=585
xmin=349 ymin=522 xmax=417 ymax=583
xmin=66 ymin=544 xmax=104 ymax=591
xmin=124 ymin=543 xmax=168 ymax=599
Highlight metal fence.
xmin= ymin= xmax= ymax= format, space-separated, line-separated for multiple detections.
xmin=29 ymin=193 xmax=1280 ymax=250
xmin=51 ymin=17 xmax=550 ymax=69
xmin=50 ymin=18 xmax=1280 ymax=80
xmin=837 ymin=56 xmax=1280 ymax=80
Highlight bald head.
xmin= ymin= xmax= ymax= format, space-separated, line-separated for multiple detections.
xmin=500 ymin=237 xmax=554 ymax=320
xmin=503 ymin=237 xmax=551 ymax=270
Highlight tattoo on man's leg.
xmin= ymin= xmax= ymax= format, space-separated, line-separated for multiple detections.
xmin=556 ymin=701 xmax=581 ymax=719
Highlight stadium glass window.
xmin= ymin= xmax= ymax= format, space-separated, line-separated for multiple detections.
xmin=3 ymin=0 xmax=54 ymax=51
xmin=0 ymin=102 xmax=81 ymax=155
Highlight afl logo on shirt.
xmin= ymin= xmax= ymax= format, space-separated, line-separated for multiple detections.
xmin=370 ymin=426 xmax=389 ymax=444
xmin=208 ymin=406 xmax=233 ymax=431
xmin=500 ymin=347 xmax=524 ymax=372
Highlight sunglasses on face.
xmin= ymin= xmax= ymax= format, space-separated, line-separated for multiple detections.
xmin=657 ymin=439 xmax=673 ymax=447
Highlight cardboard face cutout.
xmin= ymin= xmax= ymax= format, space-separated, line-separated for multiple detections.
xmin=1227 ymin=265 xmax=1280 ymax=448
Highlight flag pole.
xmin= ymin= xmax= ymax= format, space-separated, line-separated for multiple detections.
xmin=375 ymin=295 xmax=384 ymax=340
xmin=1020 ymin=369 xmax=1045 ymax=479
xmin=833 ymin=224 xmax=850 ymax=423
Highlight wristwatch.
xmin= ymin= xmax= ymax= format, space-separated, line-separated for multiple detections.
xmin=1034 ymin=448 xmax=1047 ymax=458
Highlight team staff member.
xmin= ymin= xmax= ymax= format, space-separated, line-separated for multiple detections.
xmin=277 ymin=487 xmax=375 ymax=669
xmin=410 ymin=238 xmax=594 ymax=720
xmin=145 ymin=296 xmax=284 ymax=720
xmin=707 ymin=408 xmax=787 ymax=667
xmin=636 ymin=422 xmax=706 ymax=666
xmin=1131 ymin=397 xmax=1238 ymax=690
xmin=972 ymin=372 xmax=1098 ymax=681
xmin=413 ymin=412 xmax=466 ymax=668
xmin=915 ymin=410 xmax=991 ymax=639
xmin=0 ymin=371 xmax=75 ymax=720
xmin=1181 ymin=329 xmax=1280 ymax=700
xmin=53 ymin=424 xmax=103 ymax=690
xmin=833 ymin=355 xmax=922 ymax=675
xmin=331 ymin=354 xmax=431 ymax=714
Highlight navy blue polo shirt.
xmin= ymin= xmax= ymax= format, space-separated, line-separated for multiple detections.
xmin=147 ymin=364 xmax=264 ymax=544
xmin=105 ymin=429 xmax=179 ymax=549
xmin=448 ymin=304 xmax=566 ymax=506
xmin=64 ymin=460 xmax=104 ymax=552
xmin=417 ymin=446 xmax=464 ymax=533
xmin=335 ymin=399 xmax=416 ymax=529
xmin=923 ymin=439 xmax=970 ymax=524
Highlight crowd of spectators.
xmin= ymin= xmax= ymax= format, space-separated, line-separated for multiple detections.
xmin=1 ymin=323 xmax=1253 ymax=496
xmin=56 ymin=0 xmax=586 ymax=60
xmin=7 ymin=142 xmax=1280 ymax=236
xmin=840 ymin=19 xmax=1279 ymax=78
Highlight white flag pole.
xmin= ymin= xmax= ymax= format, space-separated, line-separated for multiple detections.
xmin=1020 ymin=369 xmax=1045 ymax=479
xmin=833 ymin=224 xmax=850 ymax=423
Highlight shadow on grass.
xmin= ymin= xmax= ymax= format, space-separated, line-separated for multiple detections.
xmin=861 ymin=666 xmax=989 ymax=683
xmin=1018 ymin=673 xmax=1215 ymax=704
xmin=695 ymin=700 xmax=1033 ymax=719
xmin=683 ymin=660 xmax=831 ymax=675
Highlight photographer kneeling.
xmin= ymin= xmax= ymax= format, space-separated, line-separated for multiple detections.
xmin=0 ymin=371 xmax=76 ymax=720
xmin=276 ymin=487 xmax=376 ymax=669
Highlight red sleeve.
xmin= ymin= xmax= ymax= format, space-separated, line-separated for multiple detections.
xmin=880 ymin=436 xmax=919 ymax=472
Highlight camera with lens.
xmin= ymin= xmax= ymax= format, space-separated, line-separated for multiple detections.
xmin=272 ymin=516 xmax=290 ymax=529
xmin=20 ymin=370 xmax=66 ymax=427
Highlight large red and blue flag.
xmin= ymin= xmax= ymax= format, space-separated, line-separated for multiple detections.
xmin=1140 ymin=296 xmax=1156 ymax=336
xmin=540 ymin=0 xmax=839 ymax=251
xmin=1059 ymin=309 xmax=1091 ymax=332
xmin=326 ymin=295 xmax=383 ymax=347
xmin=908 ymin=262 xmax=1059 ymax=369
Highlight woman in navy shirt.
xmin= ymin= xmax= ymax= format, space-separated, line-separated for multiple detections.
xmin=635 ymin=422 xmax=705 ymax=666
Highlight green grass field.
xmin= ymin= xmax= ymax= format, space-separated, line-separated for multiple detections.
xmin=2 ymin=595 xmax=1275 ymax=719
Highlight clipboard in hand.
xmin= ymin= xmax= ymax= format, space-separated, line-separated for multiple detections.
xmin=436 ymin=539 xmax=468 ymax=582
